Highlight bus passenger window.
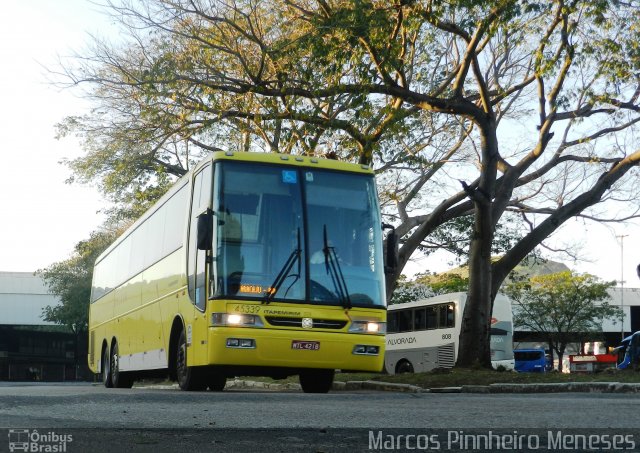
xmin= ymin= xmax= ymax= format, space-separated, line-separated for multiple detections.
xmin=414 ymin=308 xmax=426 ymax=331
xmin=426 ymin=307 xmax=437 ymax=330
xmin=438 ymin=304 xmax=448 ymax=329
xmin=446 ymin=303 xmax=455 ymax=328
xmin=387 ymin=312 xmax=398 ymax=333
xmin=398 ymin=310 xmax=412 ymax=332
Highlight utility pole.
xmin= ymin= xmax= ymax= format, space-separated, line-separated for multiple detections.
xmin=617 ymin=234 xmax=628 ymax=341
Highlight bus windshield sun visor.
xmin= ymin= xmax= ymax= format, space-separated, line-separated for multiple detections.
xmin=323 ymin=225 xmax=351 ymax=309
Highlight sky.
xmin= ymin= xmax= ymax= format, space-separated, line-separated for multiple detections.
xmin=0 ymin=1 xmax=109 ymax=273
xmin=0 ymin=1 xmax=638 ymax=287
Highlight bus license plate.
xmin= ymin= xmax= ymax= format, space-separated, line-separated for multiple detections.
xmin=292 ymin=340 xmax=320 ymax=351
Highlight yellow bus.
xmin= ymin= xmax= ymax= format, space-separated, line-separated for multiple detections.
xmin=88 ymin=151 xmax=391 ymax=392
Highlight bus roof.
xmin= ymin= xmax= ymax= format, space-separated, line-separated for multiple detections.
xmin=387 ymin=292 xmax=512 ymax=311
xmin=387 ymin=292 xmax=467 ymax=311
xmin=620 ymin=331 xmax=640 ymax=344
xmin=209 ymin=151 xmax=374 ymax=175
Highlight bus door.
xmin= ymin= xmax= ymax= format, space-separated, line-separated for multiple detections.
xmin=188 ymin=164 xmax=213 ymax=365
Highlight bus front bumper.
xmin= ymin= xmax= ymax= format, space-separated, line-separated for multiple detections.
xmin=207 ymin=327 xmax=385 ymax=372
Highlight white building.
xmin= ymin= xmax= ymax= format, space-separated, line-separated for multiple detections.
xmin=0 ymin=272 xmax=60 ymax=326
xmin=0 ymin=272 xmax=80 ymax=381
xmin=602 ymin=287 xmax=640 ymax=337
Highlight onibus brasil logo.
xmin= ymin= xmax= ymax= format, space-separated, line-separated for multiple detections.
xmin=8 ymin=429 xmax=73 ymax=452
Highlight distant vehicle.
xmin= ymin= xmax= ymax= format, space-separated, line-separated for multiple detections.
xmin=569 ymin=353 xmax=617 ymax=373
xmin=385 ymin=292 xmax=514 ymax=374
xmin=616 ymin=331 xmax=640 ymax=370
xmin=514 ymin=349 xmax=547 ymax=373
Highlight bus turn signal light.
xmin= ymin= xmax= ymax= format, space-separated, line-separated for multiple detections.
xmin=353 ymin=345 xmax=379 ymax=355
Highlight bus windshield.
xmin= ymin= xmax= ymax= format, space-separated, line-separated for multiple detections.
xmin=211 ymin=161 xmax=385 ymax=307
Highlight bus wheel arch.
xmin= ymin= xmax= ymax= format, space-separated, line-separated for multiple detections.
xmin=168 ymin=316 xmax=185 ymax=381
xmin=395 ymin=359 xmax=414 ymax=374
xmin=175 ymin=328 xmax=206 ymax=391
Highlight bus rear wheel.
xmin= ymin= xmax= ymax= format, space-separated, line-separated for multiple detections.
xmin=176 ymin=330 xmax=206 ymax=391
xmin=396 ymin=360 xmax=414 ymax=374
xmin=102 ymin=346 xmax=113 ymax=388
xmin=299 ymin=369 xmax=334 ymax=393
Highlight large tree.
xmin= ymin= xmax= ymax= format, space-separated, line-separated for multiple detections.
xmin=55 ymin=0 xmax=640 ymax=368
xmin=504 ymin=271 xmax=622 ymax=372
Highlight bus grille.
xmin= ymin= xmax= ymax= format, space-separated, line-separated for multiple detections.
xmin=265 ymin=317 xmax=347 ymax=329
xmin=437 ymin=343 xmax=455 ymax=368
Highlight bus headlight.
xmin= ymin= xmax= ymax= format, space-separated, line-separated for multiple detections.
xmin=211 ymin=313 xmax=264 ymax=327
xmin=349 ymin=320 xmax=386 ymax=334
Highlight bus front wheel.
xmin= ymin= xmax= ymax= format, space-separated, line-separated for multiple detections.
xmin=299 ymin=369 xmax=334 ymax=393
xmin=396 ymin=360 xmax=414 ymax=374
xmin=176 ymin=330 xmax=207 ymax=391
xmin=110 ymin=341 xmax=134 ymax=389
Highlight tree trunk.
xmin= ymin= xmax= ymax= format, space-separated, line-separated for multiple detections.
xmin=557 ymin=352 xmax=564 ymax=373
xmin=456 ymin=207 xmax=494 ymax=368
xmin=456 ymin=119 xmax=498 ymax=368
xmin=556 ymin=344 xmax=567 ymax=372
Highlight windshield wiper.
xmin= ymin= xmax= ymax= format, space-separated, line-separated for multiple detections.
xmin=263 ymin=229 xmax=301 ymax=304
xmin=323 ymin=225 xmax=351 ymax=309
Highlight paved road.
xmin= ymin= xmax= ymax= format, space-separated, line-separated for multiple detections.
xmin=1 ymin=383 xmax=639 ymax=452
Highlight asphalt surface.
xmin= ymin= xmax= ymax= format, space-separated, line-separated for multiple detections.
xmin=1 ymin=382 xmax=639 ymax=452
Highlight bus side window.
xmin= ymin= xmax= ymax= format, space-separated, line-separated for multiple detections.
xmin=438 ymin=304 xmax=447 ymax=329
xmin=387 ymin=312 xmax=398 ymax=333
xmin=414 ymin=308 xmax=426 ymax=331
xmin=188 ymin=165 xmax=212 ymax=310
xmin=426 ymin=307 xmax=437 ymax=330
xmin=445 ymin=303 xmax=455 ymax=328
xmin=398 ymin=310 xmax=412 ymax=332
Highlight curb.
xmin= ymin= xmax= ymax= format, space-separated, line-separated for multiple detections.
xmin=485 ymin=382 xmax=640 ymax=394
xmin=138 ymin=380 xmax=640 ymax=394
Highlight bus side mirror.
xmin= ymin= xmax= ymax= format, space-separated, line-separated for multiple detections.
xmin=382 ymin=223 xmax=398 ymax=275
xmin=197 ymin=210 xmax=213 ymax=251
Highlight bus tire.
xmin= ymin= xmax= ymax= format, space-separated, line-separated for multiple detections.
xmin=207 ymin=374 xmax=227 ymax=392
xmin=299 ymin=369 xmax=334 ymax=393
xmin=396 ymin=360 xmax=414 ymax=374
xmin=176 ymin=329 xmax=206 ymax=391
xmin=102 ymin=345 xmax=113 ymax=388
xmin=110 ymin=341 xmax=134 ymax=389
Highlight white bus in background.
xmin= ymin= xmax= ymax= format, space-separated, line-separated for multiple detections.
xmin=385 ymin=292 xmax=514 ymax=374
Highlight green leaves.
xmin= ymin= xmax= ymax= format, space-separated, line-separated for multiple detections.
xmin=504 ymin=271 xmax=622 ymax=370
